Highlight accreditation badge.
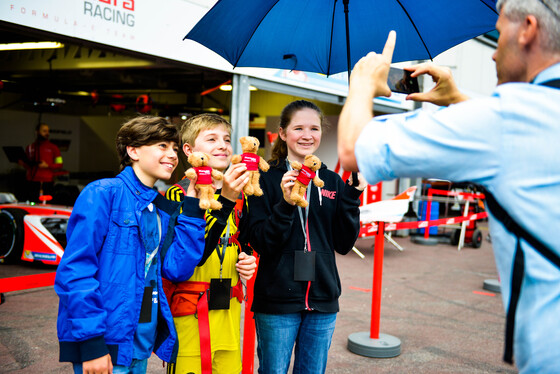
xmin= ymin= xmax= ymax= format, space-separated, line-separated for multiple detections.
xmin=208 ymin=278 xmax=231 ymax=310
xmin=294 ymin=251 xmax=316 ymax=282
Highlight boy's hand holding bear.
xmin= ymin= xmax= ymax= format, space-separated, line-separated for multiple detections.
xmin=185 ymin=152 xmax=224 ymax=210
xmin=231 ymin=136 xmax=269 ymax=196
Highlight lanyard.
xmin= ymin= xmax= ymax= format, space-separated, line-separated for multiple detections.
xmin=287 ymin=160 xmax=312 ymax=252
xmin=297 ymin=189 xmax=311 ymax=252
xmin=216 ymin=219 xmax=231 ymax=279
xmin=144 ymin=205 xmax=162 ymax=278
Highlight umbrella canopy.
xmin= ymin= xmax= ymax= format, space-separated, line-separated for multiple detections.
xmin=185 ymin=0 xmax=499 ymax=76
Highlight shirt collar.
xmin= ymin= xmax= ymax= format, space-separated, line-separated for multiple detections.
xmin=532 ymin=62 xmax=560 ymax=85
xmin=118 ymin=166 xmax=158 ymax=206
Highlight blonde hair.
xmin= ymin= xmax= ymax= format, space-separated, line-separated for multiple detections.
xmin=180 ymin=113 xmax=232 ymax=146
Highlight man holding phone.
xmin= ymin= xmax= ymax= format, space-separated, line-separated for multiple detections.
xmin=338 ymin=0 xmax=560 ymax=373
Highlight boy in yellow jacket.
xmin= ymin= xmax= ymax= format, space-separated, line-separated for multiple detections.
xmin=164 ymin=114 xmax=257 ymax=374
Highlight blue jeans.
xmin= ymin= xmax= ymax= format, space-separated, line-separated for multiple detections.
xmin=254 ymin=311 xmax=337 ymax=374
xmin=73 ymin=358 xmax=148 ymax=374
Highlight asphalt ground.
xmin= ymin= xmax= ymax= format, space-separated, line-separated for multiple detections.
xmin=0 ymin=224 xmax=517 ymax=373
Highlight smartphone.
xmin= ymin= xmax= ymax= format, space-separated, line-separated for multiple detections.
xmin=387 ymin=67 xmax=420 ymax=94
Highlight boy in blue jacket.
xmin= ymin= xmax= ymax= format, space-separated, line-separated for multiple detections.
xmin=55 ymin=115 xmax=206 ymax=374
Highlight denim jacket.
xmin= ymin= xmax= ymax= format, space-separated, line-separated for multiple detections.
xmin=55 ymin=166 xmax=205 ymax=366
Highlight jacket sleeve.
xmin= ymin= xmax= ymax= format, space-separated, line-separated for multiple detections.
xmin=22 ymin=144 xmax=36 ymax=170
xmin=198 ymin=195 xmax=235 ymax=265
xmin=54 ymin=183 xmax=112 ymax=359
xmin=333 ymin=179 xmax=363 ymax=255
xmin=50 ymin=143 xmax=63 ymax=170
xmin=246 ymin=172 xmax=297 ymax=257
xmin=165 ymin=184 xmax=234 ymax=266
xmin=162 ymin=197 xmax=206 ymax=282
xmin=236 ymin=195 xmax=252 ymax=255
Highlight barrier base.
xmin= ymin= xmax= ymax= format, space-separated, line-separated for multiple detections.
xmin=483 ymin=279 xmax=501 ymax=293
xmin=410 ymin=235 xmax=439 ymax=246
xmin=347 ymin=332 xmax=401 ymax=358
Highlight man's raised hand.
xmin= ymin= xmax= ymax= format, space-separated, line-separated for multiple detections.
xmin=350 ymin=30 xmax=396 ymax=98
xmin=406 ymin=62 xmax=469 ymax=106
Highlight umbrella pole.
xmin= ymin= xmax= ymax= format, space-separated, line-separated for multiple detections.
xmin=343 ymin=0 xmax=360 ymax=185
xmin=343 ymin=0 xmax=351 ymax=82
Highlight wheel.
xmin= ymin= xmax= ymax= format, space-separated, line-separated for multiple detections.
xmin=0 ymin=209 xmax=26 ymax=263
xmin=450 ymin=229 xmax=461 ymax=246
xmin=471 ymin=229 xmax=483 ymax=249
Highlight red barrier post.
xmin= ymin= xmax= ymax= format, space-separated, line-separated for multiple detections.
xmin=370 ymin=221 xmax=385 ymax=339
xmin=424 ymin=188 xmax=433 ymax=239
xmin=242 ymin=256 xmax=258 ymax=374
xmin=348 ymin=221 xmax=400 ymax=358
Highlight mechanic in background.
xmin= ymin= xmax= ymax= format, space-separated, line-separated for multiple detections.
xmin=21 ymin=123 xmax=63 ymax=202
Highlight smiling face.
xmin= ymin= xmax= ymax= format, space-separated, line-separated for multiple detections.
xmin=184 ymin=124 xmax=232 ymax=172
xmin=279 ymin=108 xmax=322 ymax=163
xmin=128 ymin=141 xmax=179 ymax=187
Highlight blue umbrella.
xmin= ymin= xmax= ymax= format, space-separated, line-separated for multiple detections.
xmin=185 ymin=0 xmax=499 ymax=76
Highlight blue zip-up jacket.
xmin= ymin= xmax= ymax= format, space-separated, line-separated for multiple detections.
xmin=55 ymin=166 xmax=205 ymax=366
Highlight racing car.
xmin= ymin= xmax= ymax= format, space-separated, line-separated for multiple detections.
xmin=0 ymin=193 xmax=71 ymax=265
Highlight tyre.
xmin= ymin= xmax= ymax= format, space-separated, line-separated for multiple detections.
xmin=450 ymin=229 xmax=461 ymax=246
xmin=472 ymin=229 xmax=483 ymax=249
xmin=0 ymin=209 xmax=26 ymax=263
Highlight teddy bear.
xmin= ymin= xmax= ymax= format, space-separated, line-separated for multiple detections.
xmin=231 ymin=136 xmax=269 ymax=196
xmin=185 ymin=152 xmax=224 ymax=210
xmin=290 ymin=154 xmax=324 ymax=208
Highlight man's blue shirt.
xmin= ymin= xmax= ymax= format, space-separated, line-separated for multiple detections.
xmin=356 ymin=63 xmax=560 ymax=373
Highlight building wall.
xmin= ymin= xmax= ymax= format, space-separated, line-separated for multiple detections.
xmin=79 ymin=116 xmax=123 ymax=173
xmin=432 ymin=38 xmax=497 ymax=98
xmin=0 ymin=109 xmax=130 ymax=195
xmin=0 ymin=110 xmax=80 ymax=174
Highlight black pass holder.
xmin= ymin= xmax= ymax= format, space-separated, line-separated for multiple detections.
xmin=138 ymin=286 xmax=153 ymax=323
xmin=294 ymin=251 xmax=316 ymax=282
xmin=208 ymin=278 xmax=231 ymax=310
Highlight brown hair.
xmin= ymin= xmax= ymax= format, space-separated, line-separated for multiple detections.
xmin=269 ymin=100 xmax=326 ymax=164
xmin=180 ymin=113 xmax=232 ymax=146
xmin=115 ymin=115 xmax=179 ymax=170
